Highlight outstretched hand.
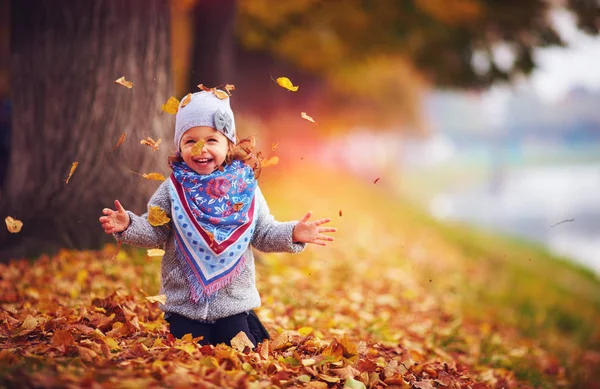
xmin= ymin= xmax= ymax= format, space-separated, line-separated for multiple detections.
xmin=99 ymin=200 xmax=130 ymax=234
xmin=292 ymin=211 xmax=337 ymax=246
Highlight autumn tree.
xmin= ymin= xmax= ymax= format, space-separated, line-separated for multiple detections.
xmin=0 ymin=0 xmax=173 ymax=261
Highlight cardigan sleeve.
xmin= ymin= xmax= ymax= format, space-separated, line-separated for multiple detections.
xmin=250 ymin=186 xmax=306 ymax=253
xmin=113 ymin=180 xmax=172 ymax=248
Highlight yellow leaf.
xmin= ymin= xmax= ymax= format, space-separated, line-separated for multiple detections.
xmin=114 ymin=76 xmax=134 ymax=89
xmin=271 ymin=143 xmax=278 ymax=151
xmin=113 ymin=132 xmax=126 ymax=151
xmin=231 ymin=331 xmax=254 ymax=352
xmin=191 ymin=140 xmax=205 ymax=157
xmin=276 ymin=76 xmax=299 ymax=92
xmin=140 ymin=137 xmax=162 ymax=151
xmin=224 ymin=84 xmax=235 ymax=94
xmin=65 ymin=162 xmax=78 ymax=184
xmin=301 ymin=112 xmax=316 ymax=123
xmin=197 ymin=83 xmax=211 ymax=92
xmin=297 ymin=326 xmax=314 ymax=336
xmin=147 ymin=206 xmax=170 ymax=227
xmin=5 ymin=216 xmax=23 ymax=233
xmin=147 ymin=248 xmax=165 ymax=257
xmin=146 ymin=294 xmax=166 ymax=305
xmin=142 ymin=173 xmax=166 ymax=181
xmin=161 ymin=96 xmax=180 ymax=114
xmin=262 ymin=156 xmax=279 ymax=168
xmin=214 ymin=89 xmax=229 ymax=100
xmin=175 ymin=343 xmax=197 ymax=355
xmin=21 ymin=315 xmax=38 ymax=330
xmin=181 ymin=93 xmax=192 ymax=108
xmin=104 ymin=336 xmax=120 ymax=351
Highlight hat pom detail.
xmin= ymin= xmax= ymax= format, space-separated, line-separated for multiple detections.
xmin=214 ymin=109 xmax=234 ymax=142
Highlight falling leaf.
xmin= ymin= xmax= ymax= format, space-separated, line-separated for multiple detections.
xmin=224 ymin=84 xmax=235 ymax=95
xmin=180 ymin=93 xmax=192 ymax=108
xmin=275 ymin=76 xmax=299 ymax=92
xmin=140 ymin=137 xmax=161 ymax=151
xmin=65 ymin=162 xmax=78 ymax=184
xmin=301 ymin=112 xmax=316 ymax=123
xmin=230 ymin=331 xmax=254 ymax=352
xmin=113 ymin=133 xmax=126 ymax=151
xmin=339 ymin=210 xmax=343 ymax=217
xmin=233 ymin=202 xmax=244 ymax=212
xmin=272 ymin=143 xmax=278 ymax=151
xmin=147 ymin=248 xmax=165 ymax=257
xmin=114 ymin=76 xmax=134 ymax=89
xmin=161 ymin=96 xmax=180 ymax=114
xmin=5 ymin=216 xmax=23 ymax=233
xmin=142 ymin=173 xmax=166 ymax=181
xmin=198 ymin=83 xmax=211 ymax=92
xmin=262 ymin=156 xmax=279 ymax=168
xmin=214 ymin=89 xmax=229 ymax=100
xmin=191 ymin=141 xmax=206 ymax=157
xmin=145 ymin=295 xmax=166 ymax=305
xmin=373 ymin=178 xmax=380 ymax=184
xmin=147 ymin=206 xmax=170 ymax=227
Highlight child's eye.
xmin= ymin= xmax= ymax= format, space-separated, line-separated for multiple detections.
xmin=207 ymin=138 xmax=217 ymax=143
xmin=185 ymin=139 xmax=195 ymax=144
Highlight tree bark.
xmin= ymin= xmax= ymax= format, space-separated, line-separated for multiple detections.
xmin=1 ymin=0 xmax=174 ymax=261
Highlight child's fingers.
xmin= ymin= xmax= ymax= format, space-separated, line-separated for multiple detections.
xmin=318 ymin=227 xmax=337 ymax=233
xmin=313 ymin=218 xmax=332 ymax=226
xmin=114 ymin=199 xmax=125 ymax=213
xmin=317 ymin=234 xmax=335 ymax=241
xmin=299 ymin=211 xmax=313 ymax=223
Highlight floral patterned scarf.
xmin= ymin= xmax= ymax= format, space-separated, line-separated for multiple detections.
xmin=168 ymin=160 xmax=257 ymax=302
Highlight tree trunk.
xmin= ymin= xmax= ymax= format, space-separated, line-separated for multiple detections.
xmin=0 ymin=0 xmax=173 ymax=261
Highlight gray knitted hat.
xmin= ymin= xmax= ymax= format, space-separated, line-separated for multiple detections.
xmin=174 ymin=91 xmax=236 ymax=150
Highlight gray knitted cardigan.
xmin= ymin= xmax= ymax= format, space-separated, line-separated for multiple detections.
xmin=115 ymin=180 xmax=305 ymax=322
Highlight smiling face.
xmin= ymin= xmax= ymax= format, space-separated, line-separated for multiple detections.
xmin=179 ymin=126 xmax=229 ymax=175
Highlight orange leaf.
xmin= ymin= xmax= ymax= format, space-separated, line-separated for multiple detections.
xmin=5 ymin=216 xmax=23 ymax=233
xmin=145 ymin=294 xmax=166 ymax=304
xmin=374 ymin=178 xmax=380 ymax=184
xmin=140 ymin=137 xmax=161 ymax=151
xmin=339 ymin=210 xmax=342 ymax=217
xmin=262 ymin=156 xmax=279 ymax=168
xmin=114 ymin=76 xmax=134 ymax=89
xmin=301 ymin=112 xmax=316 ymax=123
xmin=214 ymin=89 xmax=229 ymax=100
xmin=224 ymin=84 xmax=235 ymax=95
xmin=142 ymin=173 xmax=166 ymax=181
xmin=275 ymin=76 xmax=299 ymax=92
xmin=52 ymin=329 xmax=75 ymax=348
xmin=147 ymin=206 xmax=170 ymax=227
xmin=191 ymin=140 xmax=205 ymax=157
xmin=231 ymin=331 xmax=254 ymax=352
xmin=181 ymin=93 xmax=192 ymax=108
xmin=161 ymin=96 xmax=180 ymax=114
xmin=197 ymin=83 xmax=211 ymax=92
xmin=113 ymin=132 xmax=126 ymax=151
xmin=271 ymin=143 xmax=278 ymax=151
xmin=65 ymin=162 xmax=78 ymax=184
xmin=233 ymin=202 xmax=244 ymax=212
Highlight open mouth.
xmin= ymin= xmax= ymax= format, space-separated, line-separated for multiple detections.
xmin=193 ymin=158 xmax=213 ymax=165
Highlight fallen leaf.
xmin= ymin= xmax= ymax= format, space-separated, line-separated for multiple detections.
xmin=301 ymin=112 xmax=316 ymax=123
xmin=180 ymin=93 xmax=192 ymax=108
xmin=113 ymin=132 xmax=126 ymax=151
xmin=262 ymin=156 xmax=279 ymax=168
xmin=142 ymin=173 xmax=166 ymax=181
xmin=224 ymin=84 xmax=235 ymax=95
xmin=198 ymin=83 xmax=211 ymax=92
xmin=145 ymin=295 xmax=166 ymax=305
xmin=140 ymin=137 xmax=161 ymax=151
xmin=230 ymin=331 xmax=254 ymax=352
xmin=21 ymin=315 xmax=38 ymax=330
xmin=214 ymin=89 xmax=229 ymax=100
xmin=52 ymin=329 xmax=75 ymax=348
xmin=114 ymin=76 xmax=134 ymax=89
xmin=65 ymin=162 xmax=78 ymax=184
xmin=147 ymin=206 xmax=170 ymax=227
xmin=233 ymin=202 xmax=244 ymax=212
xmin=344 ymin=376 xmax=366 ymax=389
xmin=275 ymin=76 xmax=299 ymax=92
xmin=161 ymin=96 xmax=180 ymax=114
xmin=191 ymin=141 xmax=205 ymax=157
xmin=147 ymin=248 xmax=165 ymax=257
xmin=5 ymin=216 xmax=23 ymax=233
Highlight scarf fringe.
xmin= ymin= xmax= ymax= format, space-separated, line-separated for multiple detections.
xmin=182 ymin=254 xmax=247 ymax=304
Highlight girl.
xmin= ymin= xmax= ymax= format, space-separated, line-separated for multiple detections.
xmin=99 ymin=90 xmax=336 ymax=346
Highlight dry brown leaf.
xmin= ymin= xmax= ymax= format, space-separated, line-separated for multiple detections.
xmin=140 ymin=137 xmax=161 ymax=151
xmin=230 ymin=331 xmax=254 ymax=352
xmin=339 ymin=210 xmax=343 ymax=217
xmin=198 ymin=83 xmax=211 ymax=92
xmin=214 ymin=89 xmax=229 ymax=100
xmin=147 ymin=206 xmax=170 ymax=227
xmin=275 ymin=76 xmax=299 ymax=91
xmin=374 ymin=178 xmax=380 ymax=184
xmin=181 ymin=93 xmax=192 ymax=108
xmin=142 ymin=173 xmax=166 ymax=181
xmin=65 ymin=162 xmax=78 ymax=184
xmin=113 ymin=133 xmax=126 ymax=151
xmin=301 ymin=112 xmax=316 ymax=123
xmin=5 ymin=216 xmax=23 ymax=233
xmin=191 ymin=140 xmax=205 ymax=157
xmin=161 ymin=96 xmax=180 ymax=114
xmin=145 ymin=295 xmax=166 ymax=305
xmin=114 ymin=76 xmax=134 ymax=89
xmin=147 ymin=248 xmax=165 ymax=257
xmin=224 ymin=84 xmax=235 ymax=95
xmin=233 ymin=202 xmax=244 ymax=212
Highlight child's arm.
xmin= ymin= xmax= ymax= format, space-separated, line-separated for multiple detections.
xmin=99 ymin=181 xmax=171 ymax=248
xmin=251 ymin=187 xmax=336 ymax=252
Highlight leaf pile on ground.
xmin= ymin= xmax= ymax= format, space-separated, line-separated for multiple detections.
xmin=1 ymin=166 xmax=599 ymax=389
